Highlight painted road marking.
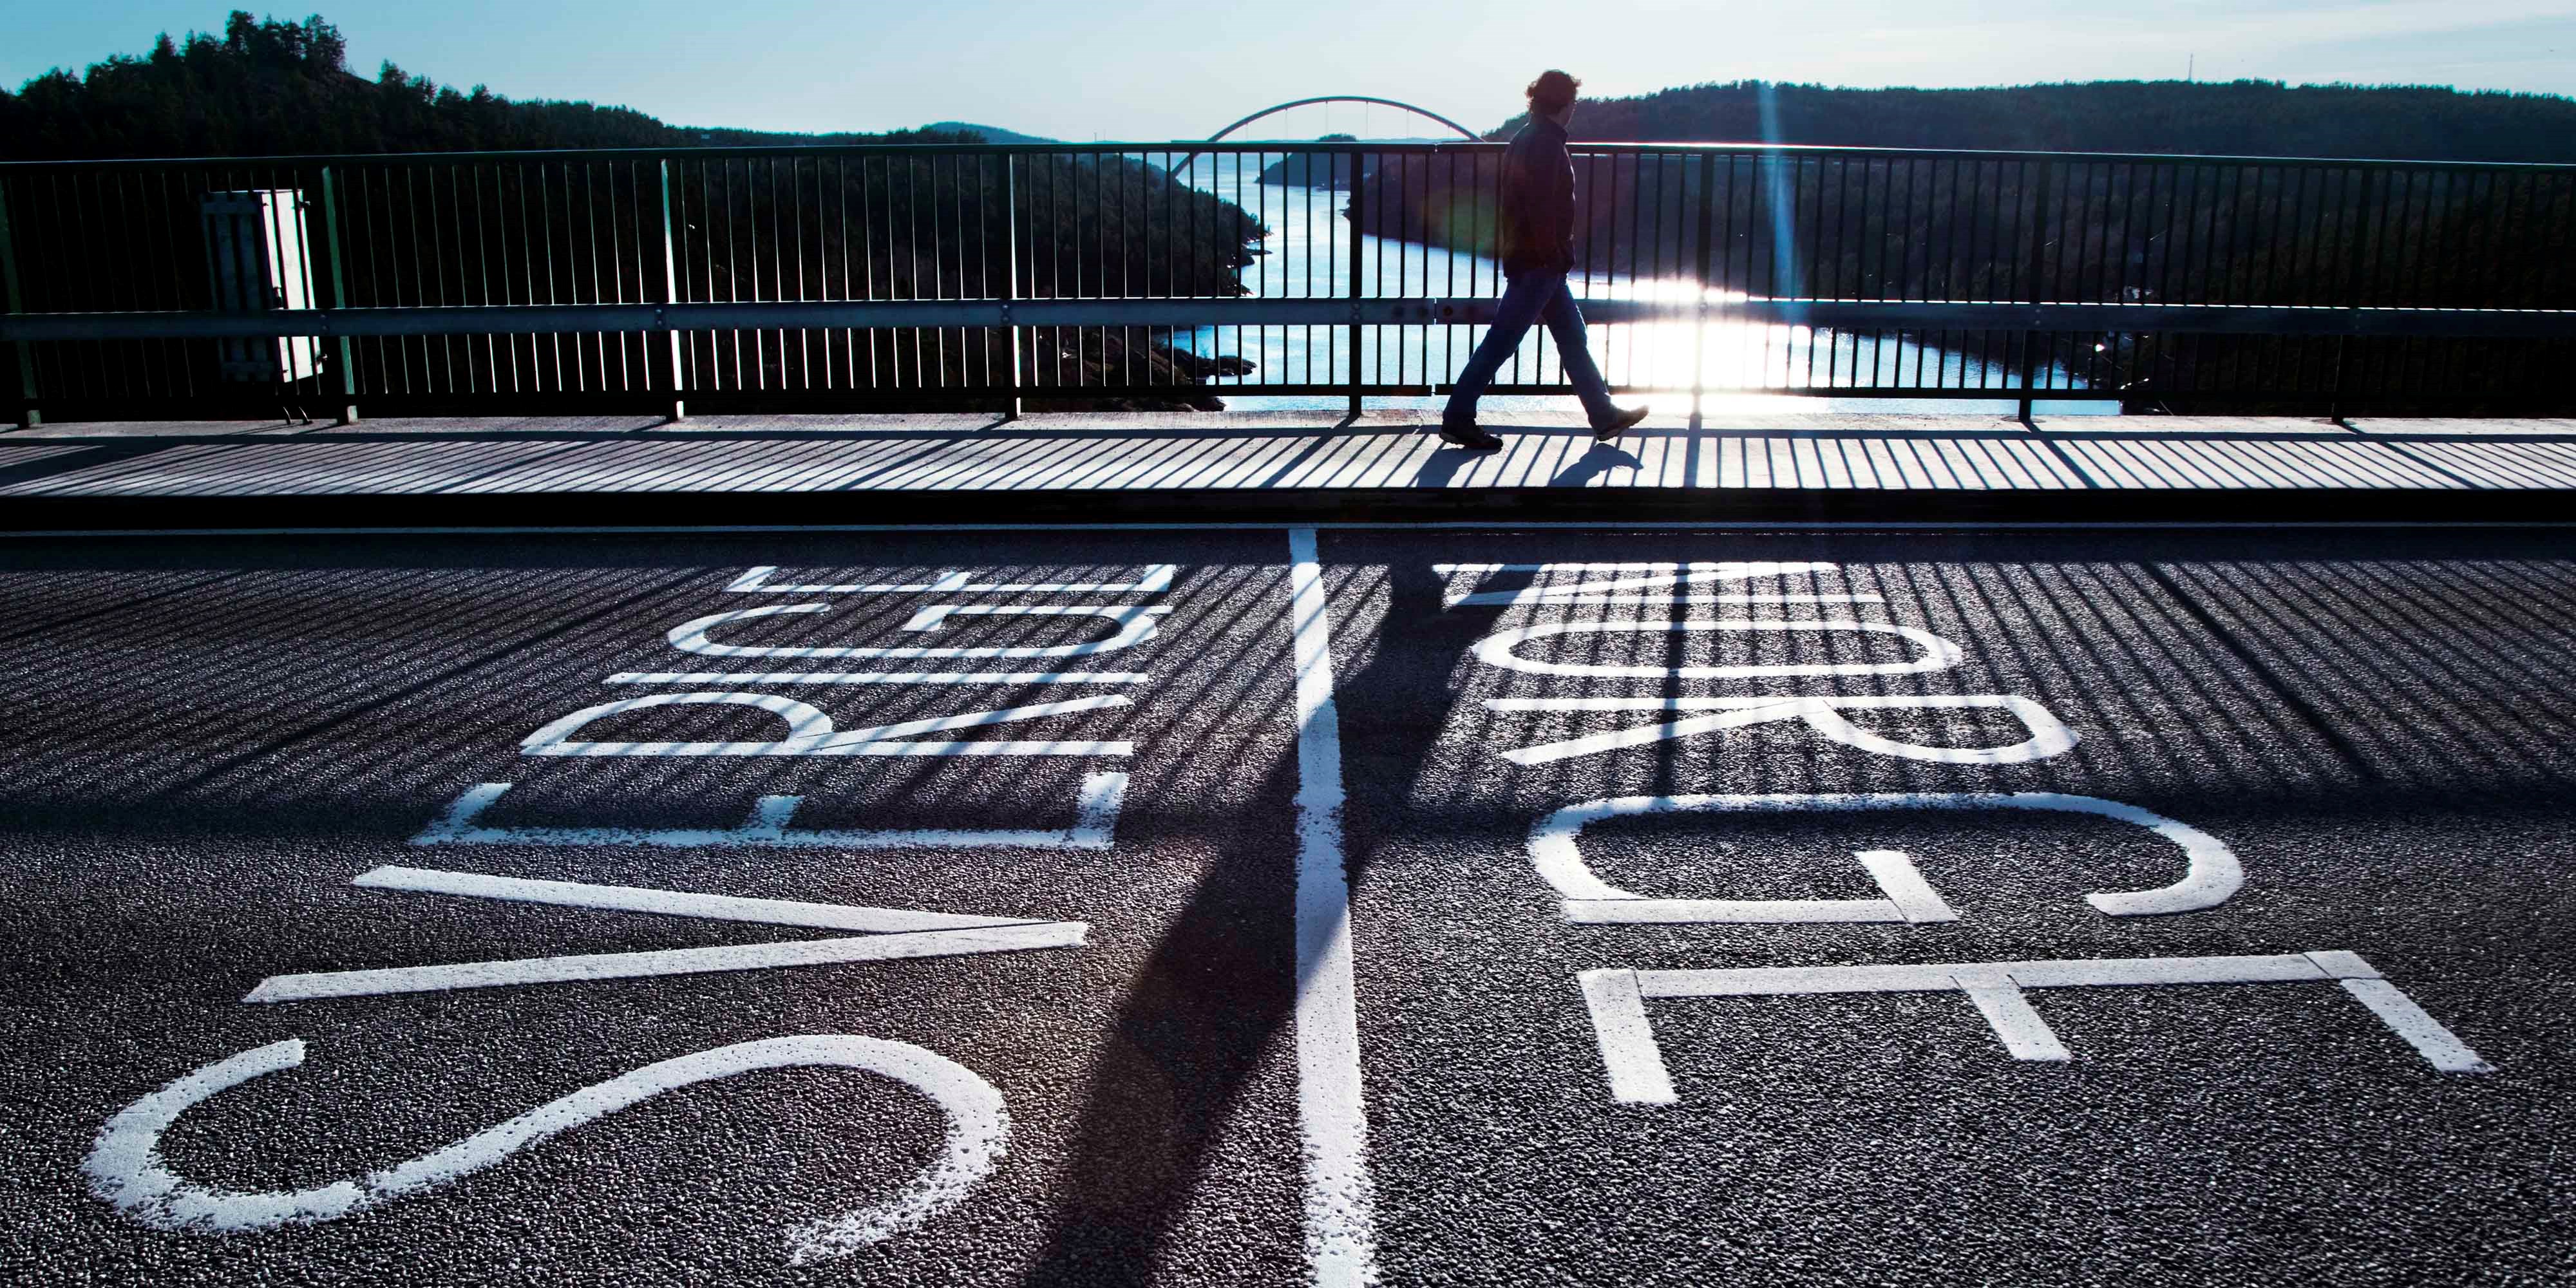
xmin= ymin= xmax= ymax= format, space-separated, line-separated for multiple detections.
xmin=667 ymin=602 xmax=1169 ymax=659
xmin=412 ymin=773 xmax=1126 ymax=849
xmin=1435 ymin=562 xmax=1857 ymax=607
xmin=603 ymin=670 xmax=1151 ymax=685
xmin=245 ymin=921 xmax=1086 ymax=1003
xmin=1578 ymin=951 xmax=2494 ymax=1104
xmin=1286 ymin=527 xmax=1379 ymax=1288
xmin=1561 ymin=849 xmax=1960 ymax=926
xmin=1529 ymin=793 xmax=2246 ymax=920
xmin=1472 ymin=619 xmax=1967 ymax=679
xmin=85 ymin=1034 xmax=1007 ymax=1262
xmin=518 ymin=692 xmax=1135 ymax=757
xmin=728 ymin=564 xmax=1177 ymax=594
xmin=244 ymin=867 xmax=1086 ymax=1001
xmin=352 ymin=866 xmax=1045 ymax=933
xmin=1487 ymin=694 xmax=2078 ymax=766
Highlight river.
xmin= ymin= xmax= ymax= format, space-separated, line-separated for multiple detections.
xmin=1165 ymin=153 xmax=2108 ymax=417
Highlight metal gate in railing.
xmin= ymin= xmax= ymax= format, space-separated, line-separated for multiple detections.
xmin=3 ymin=140 xmax=2571 ymax=424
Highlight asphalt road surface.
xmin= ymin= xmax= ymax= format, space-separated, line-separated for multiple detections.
xmin=3 ymin=525 xmax=2569 ymax=1286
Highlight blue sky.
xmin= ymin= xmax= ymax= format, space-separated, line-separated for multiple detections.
xmin=6 ymin=0 xmax=2572 ymax=140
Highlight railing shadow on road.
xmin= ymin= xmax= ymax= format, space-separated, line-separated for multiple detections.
xmin=5 ymin=533 xmax=2576 ymax=1276
xmin=6 ymin=415 xmax=2576 ymax=500
xmin=0 ymin=542 xmax=1313 ymax=1282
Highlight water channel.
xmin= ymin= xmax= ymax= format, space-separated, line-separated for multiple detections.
xmin=1166 ymin=152 xmax=2109 ymax=416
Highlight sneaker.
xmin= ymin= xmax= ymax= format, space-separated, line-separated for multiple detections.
xmin=1439 ymin=421 xmax=1504 ymax=451
xmin=1593 ymin=405 xmax=1651 ymax=442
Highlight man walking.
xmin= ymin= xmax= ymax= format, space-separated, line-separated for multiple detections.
xmin=1441 ymin=70 xmax=1649 ymax=451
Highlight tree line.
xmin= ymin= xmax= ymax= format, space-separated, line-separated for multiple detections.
xmin=2 ymin=13 xmax=1265 ymax=412
xmin=1347 ymin=80 xmax=2575 ymax=411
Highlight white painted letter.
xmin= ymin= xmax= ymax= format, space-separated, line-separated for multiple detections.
xmin=1528 ymin=791 xmax=2246 ymax=918
xmin=1489 ymin=694 xmax=2077 ymax=766
xmin=84 ymin=1035 xmax=1009 ymax=1262
xmin=1473 ymin=619 xmax=1964 ymax=680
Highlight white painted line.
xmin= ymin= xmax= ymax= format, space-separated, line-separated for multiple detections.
xmin=1489 ymin=593 xmax=1887 ymax=605
xmin=2002 ymin=954 xmax=2326 ymax=989
xmin=1953 ymin=975 xmax=2072 ymax=1062
xmin=1283 ymin=526 xmax=1378 ymax=1288
xmin=1636 ymin=963 xmax=1962 ymax=997
xmin=352 ymin=866 xmax=1041 ymax=934
xmin=412 ymin=773 xmax=1126 ymax=849
xmin=242 ymin=920 xmax=1088 ymax=1002
xmin=1527 ymin=792 xmax=2243 ymax=919
xmin=1560 ymin=842 xmax=1950 ymax=925
xmin=729 ymin=564 xmax=1175 ymax=594
xmin=667 ymin=602 xmax=1168 ymax=659
xmin=23 ymin=520 xmax=2567 ymax=540
xmin=1490 ymin=694 xmax=2077 ymax=768
xmin=1441 ymin=561 xmax=1848 ymax=607
xmin=902 ymin=604 xmax=1160 ymax=632
xmin=2302 ymin=949 xmax=2382 ymax=980
xmin=1563 ymin=896 xmax=1906 ymax=925
xmin=1588 ymin=952 xmax=2494 ymax=1103
xmin=1856 ymin=850 xmax=1961 ymax=923
xmin=415 ymin=768 xmax=1128 ymax=850
xmin=1473 ymin=618 xmax=1966 ymax=679
xmin=1576 ymin=970 xmax=1676 ymax=1106
xmin=603 ymin=671 xmax=1150 ymax=685
xmin=519 ymin=692 xmax=1133 ymax=757
xmin=85 ymin=1034 xmax=1006 ymax=1261
xmin=2336 ymin=978 xmax=2495 ymax=1074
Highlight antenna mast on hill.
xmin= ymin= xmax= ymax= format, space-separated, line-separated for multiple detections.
xmin=2187 ymin=54 xmax=2195 ymax=82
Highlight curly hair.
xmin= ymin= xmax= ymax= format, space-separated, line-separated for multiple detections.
xmin=1525 ymin=70 xmax=1581 ymax=117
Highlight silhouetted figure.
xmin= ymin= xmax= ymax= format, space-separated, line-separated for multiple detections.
xmin=1441 ymin=70 xmax=1647 ymax=451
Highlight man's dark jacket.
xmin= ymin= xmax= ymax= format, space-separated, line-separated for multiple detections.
xmin=1498 ymin=115 xmax=1577 ymax=277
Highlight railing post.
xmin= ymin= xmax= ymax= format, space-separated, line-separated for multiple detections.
xmin=317 ymin=166 xmax=360 ymax=425
xmin=1345 ymin=145 xmax=1364 ymax=422
xmin=2016 ymin=160 xmax=2056 ymax=424
xmin=1003 ymin=153 xmax=1023 ymax=421
xmin=0 ymin=177 xmax=37 ymax=429
xmin=657 ymin=159 xmax=688 ymax=424
xmin=1690 ymin=152 xmax=1718 ymax=430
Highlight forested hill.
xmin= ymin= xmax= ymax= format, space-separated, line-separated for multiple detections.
xmin=0 ymin=12 xmax=972 ymax=158
xmin=1500 ymin=80 xmax=2576 ymax=163
xmin=1 ymin=13 xmax=1261 ymax=411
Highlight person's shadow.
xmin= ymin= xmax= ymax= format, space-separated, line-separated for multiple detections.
xmin=1410 ymin=446 xmax=1482 ymax=488
xmin=1549 ymin=439 xmax=1644 ymax=488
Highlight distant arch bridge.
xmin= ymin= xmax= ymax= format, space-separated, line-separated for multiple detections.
xmin=1204 ymin=96 xmax=1483 ymax=144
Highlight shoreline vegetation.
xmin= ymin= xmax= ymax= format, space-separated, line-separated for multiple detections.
xmin=1343 ymin=80 xmax=2576 ymax=412
xmin=0 ymin=13 xmax=1266 ymax=411
xmin=9 ymin=17 xmax=2571 ymax=413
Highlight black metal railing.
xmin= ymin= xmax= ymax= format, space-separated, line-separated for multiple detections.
xmin=2 ymin=140 xmax=2570 ymax=424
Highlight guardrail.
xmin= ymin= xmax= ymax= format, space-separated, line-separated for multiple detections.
xmin=3 ymin=140 xmax=2571 ymax=424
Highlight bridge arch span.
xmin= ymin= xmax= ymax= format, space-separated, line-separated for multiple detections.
xmin=1206 ymin=96 xmax=1483 ymax=144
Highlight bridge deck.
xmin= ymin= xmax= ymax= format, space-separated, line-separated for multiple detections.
xmin=3 ymin=411 xmax=2571 ymax=528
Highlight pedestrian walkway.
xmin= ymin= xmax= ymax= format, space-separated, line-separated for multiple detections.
xmin=5 ymin=411 xmax=2571 ymax=529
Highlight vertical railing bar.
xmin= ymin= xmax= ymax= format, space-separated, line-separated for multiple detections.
xmin=656 ymin=158 xmax=687 ymax=422
xmin=1371 ymin=148 xmax=1385 ymax=390
xmin=2016 ymin=158 xmax=2054 ymax=418
xmin=469 ymin=164 xmax=495 ymax=395
xmin=1687 ymin=152 xmax=1716 ymax=422
xmin=793 ymin=156 xmax=810 ymax=393
xmin=1346 ymin=141 xmax=1363 ymax=418
xmin=0 ymin=176 xmax=33 ymax=427
xmin=498 ymin=164 xmax=525 ymax=395
xmin=1800 ymin=158 xmax=1822 ymax=391
xmin=1003 ymin=152 xmax=1022 ymax=417
xmin=316 ymin=166 xmax=358 ymax=422
xmin=1910 ymin=158 xmax=1933 ymax=389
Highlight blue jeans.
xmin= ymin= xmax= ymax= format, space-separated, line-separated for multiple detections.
xmin=1443 ymin=269 xmax=1618 ymax=427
